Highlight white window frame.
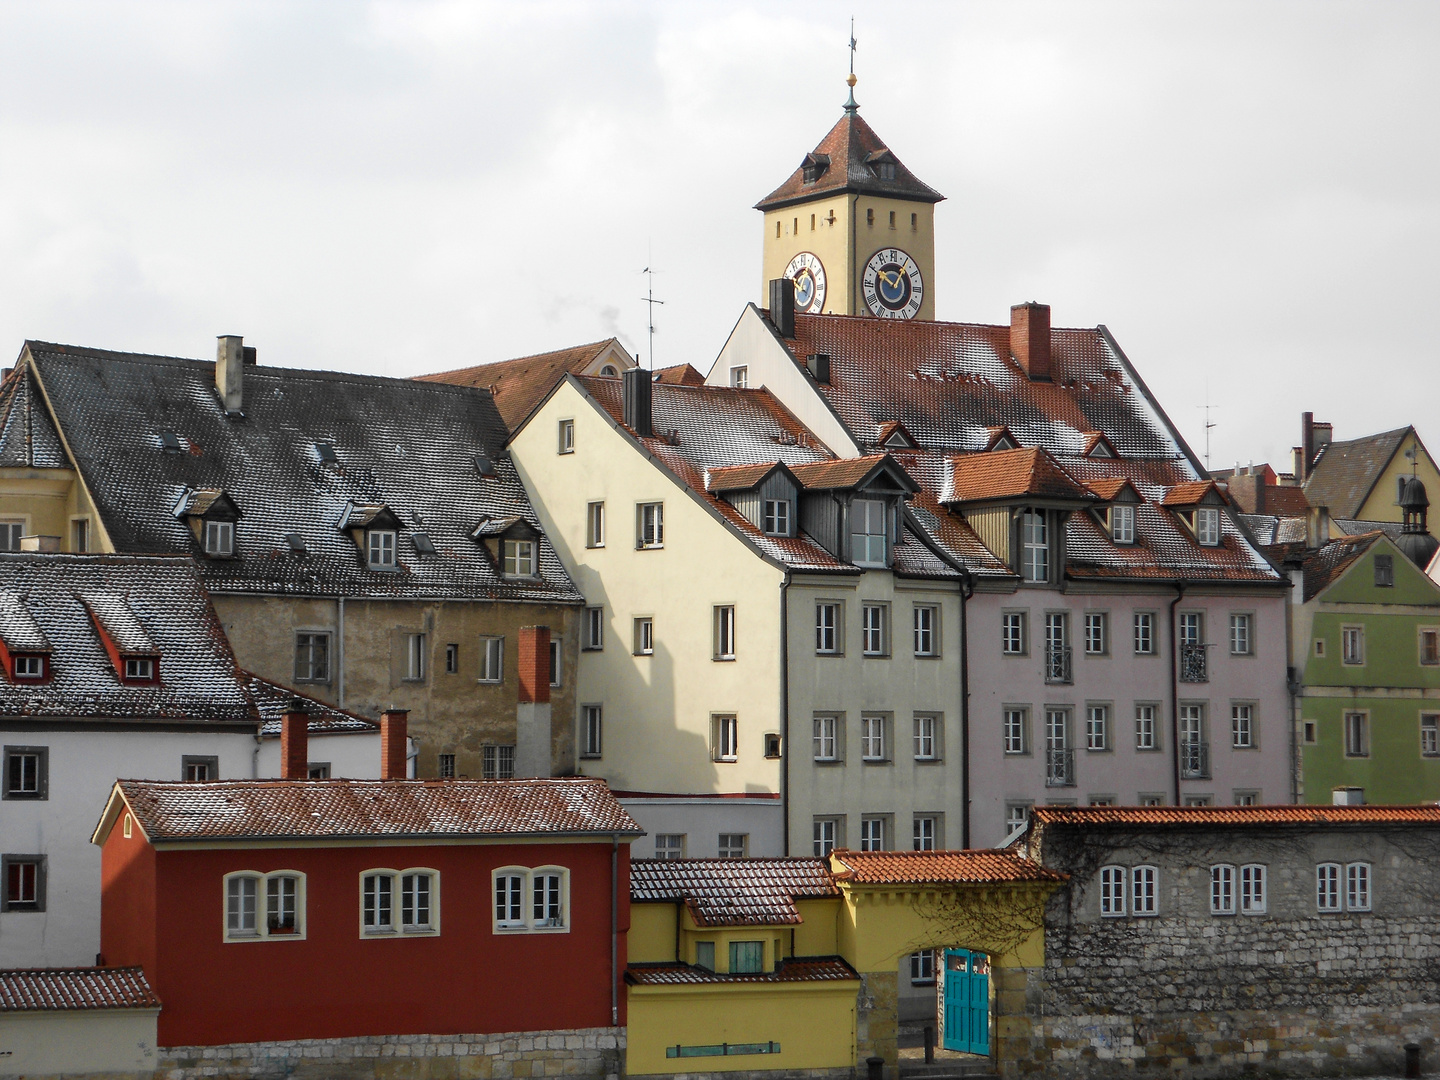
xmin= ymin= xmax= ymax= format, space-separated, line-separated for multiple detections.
xmin=1003 ymin=707 xmax=1028 ymax=755
xmin=203 ymin=519 xmax=234 ymax=557
xmin=1195 ymin=506 xmax=1221 ymax=546
xmin=502 ymin=539 xmax=537 ymax=578
xmin=1084 ymin=612 xmax=1107 ymax=656
xmin=1239 ymin=863 xmax=1267 ymax=915
xmin=913 ymin=714 xmax=937 ymax=761
xmin=1344 ymin=710 xmax=1369 ymax=757
xmin=1086 ymin=705 xmax=1109 ymax=751
xmin=913 ymin=605 xmax=938 ymax=657
xmin=586 ymin=501 xmax=605 ymax=548
xmin=581 ymin=705 xmax=603 ymax=759
xmin=861 ymin=715 xmax=887 ymax=762
xmin=1135 ymin=704 xmax=1158 ymax=751
xmin=1131 ymin=865 xmax=1158 ymax=916
xmin=861 ymin=603 xmax=887 ymax=657
xmin=124 ymin=657 xmax=154 ymax=681
xmin=491 ymin=866 xmax=570 ymax=934
xmin=1021 ymin=510 xmax=1049 ymax=583
xmin=1342 ymin=625 xmax=1364 ymax=665
xmin=718 ymin=833 xmax=748 ymax=859
xmin=360 ymin=868 xmax=439 ymax=937
xmin=1110 ymin=504 xmax=1135 ymax=545
xmin=1099 ymin=865 xmax=1127 ymax=917
xmin=851 ymin=498 xmax=889 ymax=568
xmin=816 ymin=602 xmax=841 ymax=655
xmin=404 ymin=633 xmax=426 ymax=682
xmin=1423 ymin=714 xmax=1440 ymax=757
xmin=223 ymin=870 xmax=306 ymax=942
xmin=478 ymin=636 xmax=504 ymax=684
xmin=558 ymin=418 xmax=575 ymax=454
xmin=1231 ymin=704 xmax=1254 ymax=749
xmin=813 ymin=714 xmax=839 ymax=762
xmin=12 ymin=655 xmax=43 ymax=680
xmin=859 ymin=817 xmax=886 ymax=852
xmin=637 ymin=502 xmax=664 ymax=549
xmin=584 ymin=607 xmax=604 ymax=650
xmin=1134 ymin=611 xmax=1155 ymax=655
xmin=712 ymin=715 xmax=738 ymax=762
xmin=730 ymin=365 xmax=749 ymax=388
xmin=1229 ymin=613 xmax=1252 ymax=656
xmin=1316 ymin=863 xmax=1341 ymax=912
xmin=1210 ymin=864 xmax=1236 ymax=915
xmin=1004 ymin=804 xmax=1030 ymax=836
xmin=654 ymin=835 xmax=685 ymax=860
xmin=1346 ymin=862 xmax=1372 ymax=912
xmin=482 ymin=744 xmax=515 ymax=779
xmin=294 ymin=631 xmax=331 ymax=683
xmin=813 ymin=818 xmax=839 ymax=857
xmin=634 ymin=617 xmax=654 ymax=656
xmin=713 ymin=606 xmax=736 ymax=660
xmin=912 ymin=816 xmax=937 ymax=851
xmin=367 ymin=529 xmax=397 ymax=569
xmin=1002 ymin=611 xmax=1027 ymax=655
xmin=762 ymin=499 xmax=791 ymax=537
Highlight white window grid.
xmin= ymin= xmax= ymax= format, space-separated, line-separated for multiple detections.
xmin=1110 ymin=504 xmax=1135 ymax=544
xmin=654 ymin=835 xmax=685 ymax=860
xmin=1342 ymin=626 xmax=1364 ymax=665
xmin=861 ymin=604 xmax=886 ymax=656
xmin=1084 ymin=613 xmax=1106 ymax=655
xmin=585 ymin=607 xmax=604 ymax=650
xmin=581 ymin=706 xmax=602 ymax=758
xmin=714 ymin=606 xmax=736 ymax=660
xmin=913 ymin=816 xmax=936 ymax=851
xmin=763 ymin=499 xmax=790 ymax=536
xmin=558 ymin=419 xmax=575 ymax=454
xmin=816 ymin=603 xmax=840 ymax=654
xmin=203 ymin=520 xmax=234 ymax=556
xmin=859 ymin=818 xmax=885 ymax=851
xmin=1135 ymin=705 xmax=1157 ymax=750
xmin=718 ymin=834 xmax=747 ymax=859
xmin=1239 ymin=864 xmax=1267 ymax=914
xmin=482 ymin=745 xmax=515 ymax=779
xmin=586 ymin=501 xmax=605 ymax=548
xmin=1002 ymin=612 xmax=1026 ymax=655
xmin=913 ymin=715 xmax=937 ymax=760
xmin=13 ymin=656 xmax=42 ymax=679
xmin=503 ymin=539 xmax=537 ymax=577
xmin=405 ymin=634 xmax=426 ymax=681
xmin=1196 ymin=507 xmax=1221 ymax=546
xmin=479 ymin=636 xmax=503 ymax=683
xmin=294 ymin=632 xmax=331 ymax=683
xmin=861 ymin=716 xmax=887 ymax=761
xmin=1344 ymin=711 xmax=1368 ymax=757
xmin=1134 ymin=612 xmax=1155 ymax=655
xmin=1005 ymin=804 xmax=1030 ymax=836
xmin=713 ymin=715 xmax=738 ymax=762
xmin=224 ymin=871 xmax=305 ymax=940
xmin=492 ymin=867 xmax=568 ymax=932
xmin=813 ymin=818 xmax=838 ymax=857
xmin=367 ymin=529 xmax=397 ymax=569
xmin=1132 ymin=865 xmax=1158 ymax=916
xmin=1099 ymin=865 xmax=1126 ymax=916
xmin=1229 ymin=613 xmax=1252 ymax=656
xmin=361 ymin=869 xmax=437 ymax=935
xmin=1232 ymin=705 xmax=1254 ymax=749
xmin=1086 ymin=705 xmax=1109 ymax=751
xmin=1210 ymin=864 xmax=1236 ymax=915
xmin=1003 ymin=708 xmax=1028 ymax=755
xmin=1347 ymin=862 xmax=1372 ymax=912
xmin=1021 ymin=510 xmax=1048 ymax=582
xmin=914 ymin=605 xmax=937 ymax=656
xmin=637 ymin=503 xmax=664 ymax=549
xmin=813 ymin=715 xmax=838 ymax=762
xmin=1424 ymin=715 xmax=1440 ymax=757
xmin=634 ymin=618 xmax=654 ymax=656
xmin=851 ymin=499 xmax=888 ymax=567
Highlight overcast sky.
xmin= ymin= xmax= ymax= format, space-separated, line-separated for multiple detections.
xmin=1 ymin=1 xmax=1436 ymax=472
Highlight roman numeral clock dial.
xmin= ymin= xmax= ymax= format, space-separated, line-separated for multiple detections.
xmin=862 ymin=248 xmax=924 ymax=320
xmin=784 ymin=252 xmax=827 ymax=313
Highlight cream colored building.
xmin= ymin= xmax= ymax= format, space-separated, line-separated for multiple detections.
xmin=510 ymin=369 xmax=968 ymax=857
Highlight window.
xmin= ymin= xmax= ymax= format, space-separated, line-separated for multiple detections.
xmin=361 ymin=870 xmax=438 ymax=935
xmin=1227 ymin=614 xmax=1253 ymax=657
xmin=585 ymin=607 xmax=604 ymax=650
xmin=718 ymin=834 xmax=747 ymax=859
xmin=1086 ymin=705 xmax=1109 ymax=751
xmin=1344 ymin=711 xmax=1368 ymax=757
xmin=586 ymin=502 xmax=605 ymax=548
xmin=1342 ymin=626 xmax=1364 ymax=665
xmin=1423 ymin=715 xmax=1440 ymax=757
xmin=913 ymin=715 xmax=937 ymax=760
xmin=633 ymin=618 xmax=654 ymax=656
xmin=655 ymin=835 xmax=685 ymax=860
xmin=1231 ymin=705 xmax=1254 ymax=749
xmin=729 ymin=940 xmax=764 ymax=973
xmin=910 ymin=950 xmax=935 ymax=984
xmin=1346 ymin=862 xmax=1371 ymax=911
xmin=1135 ymin=705 xmax=1158 ymax=751
xmin=1375 ymin=554 xmax=1394 ymax=587
xmin=851 ymin=499 xmax=888 ymax=567
xmin=859 ymin=817 xmax=885 ymax=851
xmin=533 ymin=872 xmax=564 ymax=927
xmin=495 ymin=873 xmax=525 ymax=927
xmin=1180 ymin=705 xmax=1206 ymax=776
xmin=764 ymin=732 xmax=781 ymax=758
xmin=813 ymin=715 xmax=839 ymax=761
xmin=813 ymin=818 xmax=839 ymax=857
xmin=405 ymin=633 xmax=426 ymax=681
xmin=1110 ymin=504 xmax=1135 ymax=544
xmin=1315 ymin=638 xmax=1326 ymax=658
xmin=1233 ymin=791 xmax=1257 ymax=806
xmin=1134 ymin=612 xmax=1155 ymax=655
xmin=581 ymin=706 xmax=603 ymax=758
xmin=549 ymin=638 xmax=562 ymax=687
xmin=861 ymin=715 xmax=887 ymax=761
xmin=224 ymin=871 xmax=304 ymax=940
xmin=1002 ymin=611 xmax=1027 ymax=655
xmin=1184 ymin=796 xmax=1213 ymax=807
xmin=713 ymin=606 xmax=736 ymax=660
xmin=492 ymin=867 xmax=568 ymax=932
xmin=861 ymin=604 xmax=887 ymax=656
xmin=1045 ymin=612 xmax=1070 ymax=683
xmin=367 ymin=529 xmax=397 ymax=569
xmin=1210 ymin=864 xmax=1236 ymax=915
xmin=1303 ymin=720 xmax=1318 ymax=744
xmin=1179 ymin=611 xmax=1203 ymax=648
xmin=438 ymin=753 xmax=456 ymax=779
xmin=695 ymin=940 xmax=715 ymax=970
xmin=713 ymin=715 xmax=738 ymax=762
xmin=913 ymin=605 xmax=938 ymax=656
xmin=1132 ymin=866 xmax=1158 ymax=916
xmin=3 ymin=747 xmax=46 ymax=799
xmin=294 ymin=632 xmax=331 ymax=683
xmin=730 ymin=366 xmax=749 ymax=388
xmin=124 ymin=657 xmax=155 ymax=682
xmin=1195 ymin=507 xmax=1220 ymax=546
xmin=637 ymin=503 xmax=664 ymax=549
xmin=1021 ymin=510 xmax=1048 ymax=582
xmin=0 ymin=521 xmax=22 ymax=550
xmin=502 ymin=540 xmax=537 ymax=577
xmin=1084 ymin=613 xmax=1107 ymax=655
xmin=1003 ymin=708 xmax=1028 ymax=755
xmin=203 ymin=520 xmax=234 ymax=557
xmin=1005 ymin=804 xmax=1031 ymax=836
xmin=445 ymin=643 xmax=459 ymax=674
xmin=1240 ymin=864 xmax=1267 ymax=914
xmin=2 ymin=854 xmax=43 ymax=911
xmin=763 ymin=499 xmax=791 ymax=537
xmin=1316 ymin=863 xmax=1341 ymax=912
xmin=1099 ymin=865 xmax=1126 ymax=917
xmin=1423 ymin=630 xmax=1440 ymax=666
xmin=12 ymin=655 xmax=43 ymax=680
xmin=479 ymin=636 xmax=503 ymax=683
xmin=913 ymin=816 xmax=936 ymax=851
xmin=816 ymin=602 xmax=841 ymax=654
xmin=1140 ymin=794 xmax=1165 ymax=806
xmin=482 ymin=745 xmax=516 ymax=779
xmin=71 ymin=518 xmax=89 ymax=553
xmin=182 ymin=756 xmax=218 ymax=782
xmin=558 ymin=418 xmax=575 ymax=454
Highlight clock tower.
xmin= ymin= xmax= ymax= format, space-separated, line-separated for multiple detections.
xmin=756 ymin=75 xmax=944 ymax=321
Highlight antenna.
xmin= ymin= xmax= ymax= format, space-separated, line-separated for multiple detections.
xmin=640 ymin=266 xmax=664 ymax=371
xmin=1197 ymin=395 xmax=1218 ymax=473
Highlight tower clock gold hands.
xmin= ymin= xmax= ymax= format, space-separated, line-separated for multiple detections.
xmin=879 ymin=269 xmax=902 ymax=289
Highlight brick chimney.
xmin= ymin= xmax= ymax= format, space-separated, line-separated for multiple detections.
xmin=1010 ymin=302 xmax=1050 ymax=381
xmin=622 ymin=367 xmax=653 ymax=438
xmin=1300 ymin=412 xmax=1314 ymax=482
xmin=280 ymin=699 xmax=308 ymax=780
xmin=514 ymin=626 xmax=553 ymax=779
xmin=381 ymin=709 xmax=409 ymax=780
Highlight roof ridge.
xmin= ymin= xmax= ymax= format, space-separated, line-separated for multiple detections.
xmin=417 ymin=338 xmax=615 ymax=381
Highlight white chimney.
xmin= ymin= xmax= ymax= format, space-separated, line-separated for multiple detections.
xmin=216 ymin=335 xmax=245 ymax=413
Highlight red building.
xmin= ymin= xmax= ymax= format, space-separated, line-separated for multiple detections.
xmin=91 ymin=716 xmax=642 ymax=1049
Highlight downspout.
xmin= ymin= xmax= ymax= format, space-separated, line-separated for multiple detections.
xmin=780 ymin=573 xmax=792 ymax=856
xmin=337 ymin=597 xmax=346 ymax=708
xmin=959 ymin=572 xmax=973 ymax=849
xmin=1169 ymin=584 xmax=1186 ymax=805
xmin=611 ymin=836 xmax=619 ymax=1027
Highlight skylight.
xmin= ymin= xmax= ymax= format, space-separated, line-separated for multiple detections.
xmin=474 ymin=454 xmax=496 ymax=477
xmin=284 ymin=533 xmax=306 ymax=553
xmin=315 ymin=442 xmax=339 ymax=464
xmin=159 ymin=431 xmax=182 ymax=453
xmin=412 ymin=532 xmax=437 ymax=556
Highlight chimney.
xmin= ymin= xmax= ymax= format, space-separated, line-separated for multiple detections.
xmin=514 ymin=626 xmax=553 ymax=778
xmin=1300 ymin=412 xmax=1314 ymax=482
xmin=806 ymin=353 xmax=830 ymax=384
xmin=1332 ymin=786 xmax=1364 ymax=806
xmin=380 ymin=709 xmax=409 ymax=780
xmin=216 ymin=335 xmax=245 ymax=413
xmin=280 ymin=699 xmax=308 ymax=780
xmin=622 ymin=367 xmax=653 ymax=438
xmin=1010 ymin=302 xmax=1051 ymax=381
xmin=768 ymin=278 xmax=796 ymax=339
xmin=1307 ymin=504 xmax=1331 ymax=549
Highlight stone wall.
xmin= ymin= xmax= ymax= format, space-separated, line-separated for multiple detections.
xmin=856 ymin=971 xmax=899 ymax=1078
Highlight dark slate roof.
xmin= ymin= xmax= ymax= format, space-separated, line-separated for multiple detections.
xmin=20 ymin=345 xmax=582 ymax=604
xmin=1334 ymin=517 xmax=1405 ymax=541
xmin=756 ymin=109 xmax=944 ymax=211
xmin=0 ymin=554 xmax=255 ymax=723
xmin=245 ymin=675 xmax=378 ymax=737
xmin=630 ymin=857 xmax=839 ymax=926
xmin=1301 ymin=532 xmax=1384 ymax=602
xmin=0 ymin=366 xmax=67 ymax=469
xmin=1304 ymin=427 xmax=1412 ymax=518
xmin=626 ymin=958 xmax=858 ymax=986
xmin=0 ymin=967 xmax=159 ymax=1011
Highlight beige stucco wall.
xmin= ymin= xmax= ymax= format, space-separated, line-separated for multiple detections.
xmin=0 ymin=466 xmax=106 ymax=551
xmin=0 ymin=1009 xmax=159 ymax=1075
xmin=211 ymin=594 xmax=579 ymax=778
xmin=1352 ymin=433 xmax=1440 ymax=522
xmin=510 ymin=379 xmax=785 ymax=798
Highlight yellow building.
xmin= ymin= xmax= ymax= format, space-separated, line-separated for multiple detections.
xmin=625 ymin=849 xmax=1063 ymax=1078
xmin=1302 ymin=422 xmax=1440 ymax=526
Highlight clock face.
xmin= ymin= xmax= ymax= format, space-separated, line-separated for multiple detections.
xmin=784 ymin=252 xmax=827 ymax=313
xmin=862 ymin=248 xmax=924 ymax=320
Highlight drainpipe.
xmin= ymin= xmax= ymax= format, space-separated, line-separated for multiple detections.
xmin=610 ymin=836 xmax=619 ymax=1027
xmin=337 ymin=597 xmax=346 ymax=708
xmin=780 ymin=573 xmax=792 ymax=855
xmin=1169 ymin=584 xmax=1186 ymax=805
xmin=959 ymin=572 xmax=974 ymax=849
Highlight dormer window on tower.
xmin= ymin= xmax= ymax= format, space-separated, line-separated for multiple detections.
xmin=851 ymin=499 xmax=889 ymax=567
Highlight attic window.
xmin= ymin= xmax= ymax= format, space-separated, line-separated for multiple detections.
xmin=122 ymin=657 xmax=157 ymax=684
xmin=315 ymin=442 xmax=339 ymax=464
xmin=803 ymin=163 xmax=823 ymax=183
xmin=502 ymin=539 xmax=537 ymax=578
xmin=474 ymin=454 xmax=496 ymax=478
xmin=159 ymin=431 xmax=183 ymax=453
xmin=412 ymin=532 xmax=437 ymax=556
xmin=284 ymin=533 xmax=306 ymax=554
xmin=203 ymin=520 xmax=234 ymax=557
xmin=12 ymin=655 xmax=44 ymax=681
xmin=1111 ymin=505 xmax=1135 ymax=545
xmin=1195 ymin=507 xmax=1221 ymax=546
xmin=367 ymin=530 xmax=397 ymax=569
xmin=877 ymin=162 xmax=896 ymax=181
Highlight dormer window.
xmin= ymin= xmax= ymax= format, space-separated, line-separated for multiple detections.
xmin=503 ymin=539 xmax=537 ymax=577
xmin=1196 ymin=507 xmax=1221 ymax=546
xmin=877 ymin=162 xmax=896 ymax=180
xmin=1021 ymin=510 xmax=1049 ymax=583
xmin=1111 ymin=505 xmax=1135 ymax=545
xmin=851 ymin=499 xmax=889 ymax=568
xmin=368 ymin=530 xmax=397 ymax=569
xmin=763 ymin=499 xmax=791 ymax=537
xmin=124 ymin=657 xmax=155 ymax=682
xmin=13 ymin=655 xmax=43 ymax=680
xmin=203 ymin=520 xmax=234 ymax=557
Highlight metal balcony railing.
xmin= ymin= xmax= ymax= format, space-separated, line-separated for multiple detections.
xmin=1045 ymin=748 xmax=1076 ymax=787
xmin=1179 ymin=642 xmax=1208 ymax=683
xmin=1180 ymin=740 xmax=1210 ymax=779
xmin=1044 ymin=645 xmax=1073 ymax=685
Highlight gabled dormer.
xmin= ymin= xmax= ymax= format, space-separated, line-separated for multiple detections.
xmin=1161 ymin=481 xmax=1227 ymax=548
xmin=173 ymin=487 xmax=241 ymax=559
xmin=1081 ymin=432 xmax=1119 ymax=459
xmin=0 ymin=591 xmax=52 ymax=684
xmin=338 ymin=502 xmax=405 ymax=571
xmin=706 ymin=463 xmax=801 ymax=539
xmin=79 ymin=593 xmax=160 ymax=686
xmin=984 ymin=426 xmax=1020 ymax=452
xmin=472 ymin=516 xmax=543 ymax=579
xmin=876 ymin=421 xmax=918 ymax=451
xmin=789 ymin=455 xmax=919 ymax=569
xmin=1087 ymin=478 xmax=1144 ymax=546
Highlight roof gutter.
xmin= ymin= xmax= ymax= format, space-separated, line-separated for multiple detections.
xmin=146 ymin=828 xmax=646 ymax=846
xmin=611 ymin=834 xmax=619 ymax=1027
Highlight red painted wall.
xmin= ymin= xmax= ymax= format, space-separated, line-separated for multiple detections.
xmin=100 ymin=811 xmax=158 ymax=975
xmin=100 ymin=827 xmax=632 ymax=1048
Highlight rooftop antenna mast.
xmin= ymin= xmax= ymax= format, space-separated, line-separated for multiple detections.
xmin=1197 ymin=395 xmax=1218 ymax=474
xmin=640 ymin=264 xmax=664 ymax=371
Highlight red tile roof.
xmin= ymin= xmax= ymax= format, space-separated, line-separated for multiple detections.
xmin=829 ymin=849 xmax=1064 ymax=885
xmin=1086 ymin=477 xmax=1140 ymax=502
xmin=107 ymin=778 xmax=643 ymax=843
xmin=653 ymin=363 xmax=706 ymax=386
xmin=626 ymin=957 xmax=858 ymax=986
xmin=1301 ymin=532 xmax=1385 ymax=602
xmin=0 ymin=967 xmax=159 ymax=1011
xmin=630 ymin=858 xmax=839 ymax=926
xmin=945 ymin=448 xmax=1096 ymax=505
xmin=705 ymin=462 xmax=792 ymax=493
xmin=1159 ymin=480 xmax=1221 ymax=507
xmin=1031 ymin=804 xmax=1440 ymax=828
xmin=789 ymin=454 xmax=914 ymax=492
xmin=756 ymin=110 xmax=943 ymax=212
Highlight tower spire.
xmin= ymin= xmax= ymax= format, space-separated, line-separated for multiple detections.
xmin=844 ymin=18 xmax=859 ymax=113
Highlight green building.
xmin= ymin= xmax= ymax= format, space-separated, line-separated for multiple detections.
xmin=1296 ymin=483 xmax=1440 ymax=803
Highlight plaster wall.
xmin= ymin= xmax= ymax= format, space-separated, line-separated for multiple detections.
xmin=620 ymin=797 xmax=783 ymax=859
xmin=0 ymin=1008 xmax=159 ymax=1075
xmin=254 ymin=730 xmax=383 ymax=780
xmin=0 ymin=466 xmax=107 ymax=551
xmin=1353 ymin=433 xmax=1440 ymax=522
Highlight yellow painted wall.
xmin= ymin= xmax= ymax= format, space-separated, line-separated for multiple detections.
xmin=630 ymin=903 xmax=679 ymax=963
xmin=793 ymin=897 xmax=840 ymax=957
xmin=1353 ymin=434 xmax=1440 ymax=523
xmin=0 ymin=467 xmax=107 ymax=552
xmin=510 ymin=379 xmax=786 ymax=796
xmin=627 ymin=982 xmax=858 ymax=1076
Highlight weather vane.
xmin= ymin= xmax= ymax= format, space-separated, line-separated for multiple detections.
xmin=845 ymin=18 xmax=859 ymax=112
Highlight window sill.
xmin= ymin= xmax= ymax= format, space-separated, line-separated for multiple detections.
xmin=1 ymin=792 xmax=46 ymax=800
xmin=493 ymin=924 xmax=571 ymax=935
xmin=816 ymin=651 xmax=845 ymax=658
xmin=476 ymin=679 xmax=503 ymax=686
xmin=1001 ymin=652 xmax=1028 ymax=659
xmin=224 ymin=933 xmax=308 ymax=943
xmin=813 ymin=758 xmax=844 ymax=766
xmin=713 ymin=657 xmax=736 ymax=663
xmin=914 ymin=653 xmax=941 ymax=661
xmin=713 ymin=756 xmax=738 ymax=764
xmin=861 ymin=757 xmax=891 ymax=765
xmin=367 ymin=566 xmax=401 ymax=573
xmin=914 ymin=757 xmax=942 ymax=765
xmin=1002 ymin=751 xmax=1032 ymax=758
xmin=861 ymin=653 xmax=890 ymax=660
xmin=636 ymin=545 xmax=665 ymax=552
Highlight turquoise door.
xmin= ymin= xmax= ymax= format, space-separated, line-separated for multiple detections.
xmin=942 ymin=949 xmax=990 ymax=1055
